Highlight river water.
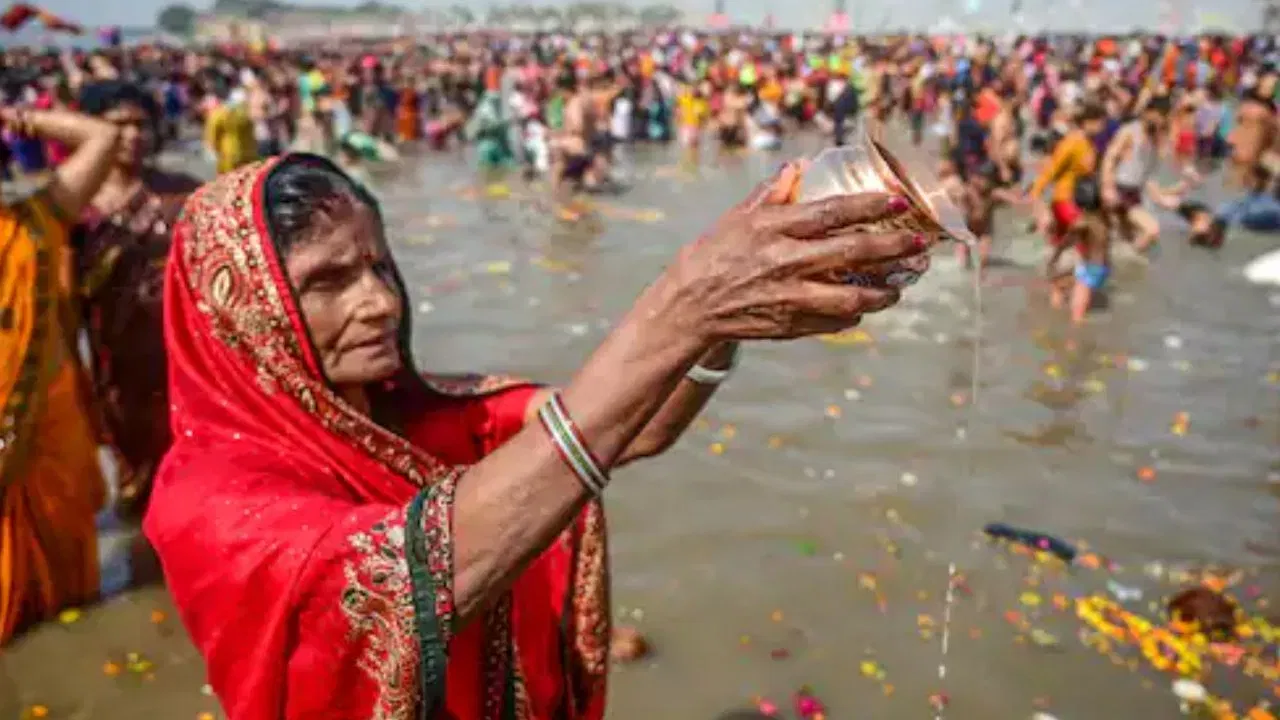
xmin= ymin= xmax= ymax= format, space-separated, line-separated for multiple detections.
xmin=2 ymin=135 xmax=1277 ymax=720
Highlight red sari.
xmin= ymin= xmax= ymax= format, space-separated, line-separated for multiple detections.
xmin=144 ymin=157 xmax=609 ymax=719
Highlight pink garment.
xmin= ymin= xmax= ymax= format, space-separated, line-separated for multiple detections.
xmin=34 ymin=93 xmax=69 ymax=165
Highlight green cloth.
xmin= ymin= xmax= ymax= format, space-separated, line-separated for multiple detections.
xmin=466 ymin=92 xmax=514 ymax=169
xmin=546 ymin=95 xmax=566 ymax=130
xmin=476 ymin=138 xmax=514 ymax=168
xmin=406 ymin=485 xmax=450 ymax=718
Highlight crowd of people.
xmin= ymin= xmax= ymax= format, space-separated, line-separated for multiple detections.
xmin=2 ymin=27 xmax=1277 ymax=719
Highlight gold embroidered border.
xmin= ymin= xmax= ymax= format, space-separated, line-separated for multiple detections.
xmin=341 ymin=506 xmax=420 ymax=720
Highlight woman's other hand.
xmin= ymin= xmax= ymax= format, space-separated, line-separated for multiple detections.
xmin=662 ymin=163 xmax=927 ymax=343
xmin=0 ymin=107 xmax=119 ymax=220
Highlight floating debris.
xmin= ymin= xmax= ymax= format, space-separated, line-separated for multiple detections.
xmin=755 ymin=698 xmax=780 ymax=716
xmin=792 ymin=687 xmax=826 ymax=719
xmin=1172 ymin=678 xmax=1207 ymax=713
xmin=817 ymin=328 xmax=874 ymax=346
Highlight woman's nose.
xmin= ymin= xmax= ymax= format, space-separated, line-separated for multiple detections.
xmin=359 ymin=271 xmax=400 ymax=320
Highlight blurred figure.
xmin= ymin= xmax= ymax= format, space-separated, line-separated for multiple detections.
xmin=76 ymin=81 xmax=200 ymax=518
xmin=203 ymin=79 xmax=257 ymax=174
xmin=0 ymin=106 xmax=118 ymax=645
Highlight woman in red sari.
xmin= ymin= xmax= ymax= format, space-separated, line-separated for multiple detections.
xmin=145 ymin=153 xmax=926 ymax=719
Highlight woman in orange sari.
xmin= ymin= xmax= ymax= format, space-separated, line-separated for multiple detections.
xmin=144 ymin=153 xmax=924 ymax=718
xmin=0 ymin=106 xmax=120 ymax=645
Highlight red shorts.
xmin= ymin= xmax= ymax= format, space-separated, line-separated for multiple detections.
xmin=1050 ymin=200 xmax=1082 ymax=247
xmin=1174 ymin=130 xmax=1196 ymax=158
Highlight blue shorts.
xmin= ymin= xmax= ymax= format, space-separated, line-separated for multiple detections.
xmin=1074 ymin=262 xmax=1110 ymax=290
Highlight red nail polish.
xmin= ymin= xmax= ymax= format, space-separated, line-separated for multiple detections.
xmin=914 ymin=234 xmax=929 ymax=251
xmin=888 ymin=196 xmax=910 ymax=213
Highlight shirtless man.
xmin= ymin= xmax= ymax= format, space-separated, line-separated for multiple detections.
xmin=987 ymin=87 xmax=1021 ymax=181
xmin=587 ymin=72 xmax=618 ymax=183
xmin=951 ymin=161 xmax=1025 ymax=270
xmin=1100 ymin=97 xmax=1171 ymax=253
xmin=245 ymin=71 xmax=280 ymax=157
xmin=1226 ymin=90 xmax=1277 ymax=188
xmin=715 ymin=83 xmax=750 ymax=149
xmin=550 ymin=72 xmax=598 ymax=194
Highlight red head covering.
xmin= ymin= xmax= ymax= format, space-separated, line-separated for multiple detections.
xmin=146 ymin=155 xmax=608 ymax=720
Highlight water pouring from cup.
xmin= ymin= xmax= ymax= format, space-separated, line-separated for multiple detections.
xmin=791 ymin=121 xmax=985 ymax=720
xmin=794 ymin=119 xmax=978 ymax=288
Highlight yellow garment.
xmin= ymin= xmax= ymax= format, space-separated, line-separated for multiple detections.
xmin=677 ymin=92 xmax=709 ymax=129
xmin=204 ymin=104 xmax=259 ymax=175
xmin=1031 ymin=130 xmax=1097 ymax=204
xmin=0 ymin=182 xmax=104 ymax=645
xmin=758 ymin=80 xmax=784 ymax=105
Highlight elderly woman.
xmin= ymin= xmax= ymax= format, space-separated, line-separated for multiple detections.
xmin=76 ymin=80 xmax=201 ymax=517
xmin=145 ymin=153 xmax=927 ymax=719
xmin=0 ymin=106 xmax=119 ymax=644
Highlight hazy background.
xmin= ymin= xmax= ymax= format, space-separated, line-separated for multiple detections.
xmin=14 ymin=0 xmax=1264 ymax=35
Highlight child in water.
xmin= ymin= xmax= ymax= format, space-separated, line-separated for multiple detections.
xmin=1050 ymin=176 xmax=1110 ymax=324
xmin=941 ymin=160 xmax=1026 ymax=271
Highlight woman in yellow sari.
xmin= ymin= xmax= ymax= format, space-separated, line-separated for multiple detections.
xmin=203 ymin=83 xmax=258 ymax=175
xmin=0 ymin=106 xmax=119 ymax=645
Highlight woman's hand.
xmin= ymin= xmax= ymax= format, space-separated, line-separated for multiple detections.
xmin=0 ymin=107 xmax=119 ymax=220
xmin=661 ymin=164 xmax=928 ymax=343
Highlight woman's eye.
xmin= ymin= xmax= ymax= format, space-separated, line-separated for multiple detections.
xmin=309 ymin=267 xmax=352 ymax=291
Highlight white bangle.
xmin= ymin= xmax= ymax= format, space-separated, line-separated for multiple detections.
xmin=686 ymin=346 xmax=740 ymax=386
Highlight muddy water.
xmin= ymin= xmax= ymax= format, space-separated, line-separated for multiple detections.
xmin=2 ymin=136 xmax=1277 ymax=720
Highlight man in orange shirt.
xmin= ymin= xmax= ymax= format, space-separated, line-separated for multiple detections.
xmin=1030 ymin=102 xmax=1108 ymax=268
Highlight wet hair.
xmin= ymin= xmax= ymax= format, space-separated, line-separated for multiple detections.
xmin=77 ymin=80 xmax=158 ymax=119
xmin=1176 ymin=200 xmax=1209 ymax=222
xmin=263 ymin=154 xmax=415 ymax=391
xmin=263 ymin=153 xmax=381 ymax=259
xmin=1246 ymin=90 xmax=1276 ymax=112
xmin=1077 ymin=102 xmax=1107 ymax=123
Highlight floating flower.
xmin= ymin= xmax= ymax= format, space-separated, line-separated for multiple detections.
xmin=792 ymin=687 xmax=826 ymax=719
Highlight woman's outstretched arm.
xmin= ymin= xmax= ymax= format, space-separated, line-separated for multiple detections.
xmin=444 ymin=185 xmax=925 ymax=627
xmin=519 ymin=172 xmax=806 ymax=464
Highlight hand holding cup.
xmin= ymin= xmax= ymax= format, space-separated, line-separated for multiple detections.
xmin=663 ymin=162 xmax=930 ymax=344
